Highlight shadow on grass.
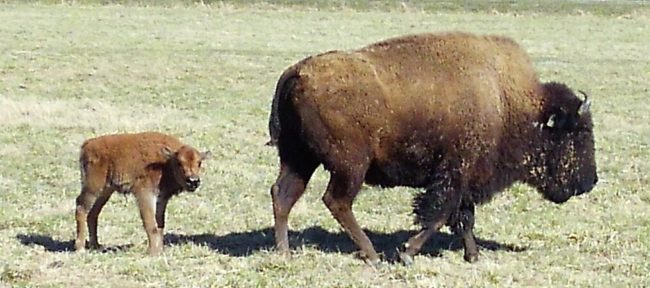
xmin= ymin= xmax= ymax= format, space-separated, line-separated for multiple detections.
xmin=16 ymin=227 xmax=526 ymax=261
xmin=16 ymin=234 xmax=132 ymax=253
xmin=164 ymin=226 xmax=527 ymax=261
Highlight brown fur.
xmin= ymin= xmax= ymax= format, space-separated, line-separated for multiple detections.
xmin=268 ymin=32 xmax=597 ymax=264
xmin=74 ymin=132 xmax=210 ymax=255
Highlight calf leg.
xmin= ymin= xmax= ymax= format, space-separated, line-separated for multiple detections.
xmin=75 ymin=189 xmax=97 ymax=251
xmin=271 ymin=145 xmax=318 ymax=254
xmin=135 ymin=189 xmax=163 ymax=255
xmin=155 ymin=195 xmax=171 ymax=237
xmin=450 ymin=201 xmax=479 ymax=262
xmin=322 ymin=167 xmax=379 ymax=265
xmin=87 ymin=190 xmax=113 ymax=249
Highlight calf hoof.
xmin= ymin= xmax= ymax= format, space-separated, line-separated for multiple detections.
xmin=463 ymin=252 xmax=479 ymax=263
xmin=74 ymin=241 xmax=85 ymax=252
xmin=146 ymin=247 xmax=163 ymax=256
xmin=276 ymin=248 xmax=292 ymax=258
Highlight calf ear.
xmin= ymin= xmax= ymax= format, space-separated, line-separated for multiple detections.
xmin=161 ymin=146 xmax=175 ymax=160
xmin=200 ymin=150 xmax=212 ymax=160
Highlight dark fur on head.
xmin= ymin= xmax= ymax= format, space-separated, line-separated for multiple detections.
xmin=526 ymin=82 xmax=597 ymax=203
xmin=414 ymin=82 xmax=597 ymax=228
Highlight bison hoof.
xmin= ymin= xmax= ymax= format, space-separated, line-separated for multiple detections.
xmin=397 ymin=244 xmax=417 ymax=266
xmin=398 ymin=251 xmax=414 ymax=267
xmin=364 ymin=258 xmax=385 ymax=270
xmin=463 ymin=253 xmax=479 ymax=263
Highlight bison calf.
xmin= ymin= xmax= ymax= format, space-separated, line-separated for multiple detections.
xmin=74 ymin=132 xmax=210 ymax=255
xmin=268 ymin=32 xmax=598 ymax=265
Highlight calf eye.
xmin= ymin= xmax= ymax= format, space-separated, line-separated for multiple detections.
xmin=198 ymin=161 xmax=202 ymax=168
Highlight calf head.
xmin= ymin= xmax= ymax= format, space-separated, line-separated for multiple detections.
xmin=535 ymin=84 xmax=598 ymax=203
xmin=162 ymin=145 xmax=211 ymax=192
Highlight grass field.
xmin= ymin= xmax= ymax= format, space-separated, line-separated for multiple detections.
xmin=1 ymin=1 xmax=649 ymax=287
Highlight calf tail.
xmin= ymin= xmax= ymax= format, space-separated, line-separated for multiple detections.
xmin=78 ymin=143 xmax=91 ymax=187
xmin=267 ymin=66 xmax=299 ymax=146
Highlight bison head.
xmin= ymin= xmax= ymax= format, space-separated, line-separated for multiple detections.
xmin=162 ymin=145 xmax=211 ymax=192
xmin=532 ymin=84 xmax=598 ymax=204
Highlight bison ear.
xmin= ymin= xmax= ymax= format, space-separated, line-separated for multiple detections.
xmin=161 ymin=146 xmax=175 ymax=160
xmin=200 ymin=150 xmax=212 ymax=160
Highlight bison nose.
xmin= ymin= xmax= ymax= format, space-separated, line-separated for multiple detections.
xmin=593 ymin=175 xmax=599 ymax=185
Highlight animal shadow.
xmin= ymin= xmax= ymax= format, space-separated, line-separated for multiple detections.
xmin=16 ymin=233 xmax=132 ymax=253
xmin=164 ymin=226 xmax=527 ymax=261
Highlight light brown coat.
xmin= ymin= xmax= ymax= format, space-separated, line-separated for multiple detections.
xmin=75 ymin=132 xmax=210 ymax=255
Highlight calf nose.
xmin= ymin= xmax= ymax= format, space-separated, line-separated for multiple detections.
xmin=187 ymin=176 xmax=200 ymax=187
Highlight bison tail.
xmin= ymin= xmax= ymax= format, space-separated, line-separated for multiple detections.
xmin=267 ymin=66 xmax=299 ymax=146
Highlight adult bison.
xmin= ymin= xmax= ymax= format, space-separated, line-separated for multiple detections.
xmin=267 ymin=32 xmax=597 ymax=265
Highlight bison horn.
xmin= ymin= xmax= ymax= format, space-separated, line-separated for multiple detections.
xmin=545 ymin=114 xmax=556 ymax=128
xmin=577 ymin=90 xmax=591 ymax=116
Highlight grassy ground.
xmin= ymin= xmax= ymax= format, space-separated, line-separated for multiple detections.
xmin=3 ymin=0 xmax=649 ymax=15
xmin=0 ymin=2 xmax=648 ymax=287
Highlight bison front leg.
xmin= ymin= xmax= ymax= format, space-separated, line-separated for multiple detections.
xmin=135 ymin=188 xmax=163 ymax=255
xmin=398 ymin=193 xmax=459 ymax=265
xmin=399 ymin=166 xmax=465 ymax=265
xmin=322 ymin=167 xmax=380 ymax=266
xmin=398 ymin=218 xmax=447 ymax=266
xmin=450 ymin=201 xmax=479 ymax=262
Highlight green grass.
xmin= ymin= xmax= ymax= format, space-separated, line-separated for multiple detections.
xmin=1 ymin=2 xmax=649 ymax=287
xmin=2 ymin=0 xmax=649 ymax=15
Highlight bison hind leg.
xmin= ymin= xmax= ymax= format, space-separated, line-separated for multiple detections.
xmin=320 ymin=156 xmax=382 ymax=265
xmin=271 ymin=137 xmax=320 ymax=254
